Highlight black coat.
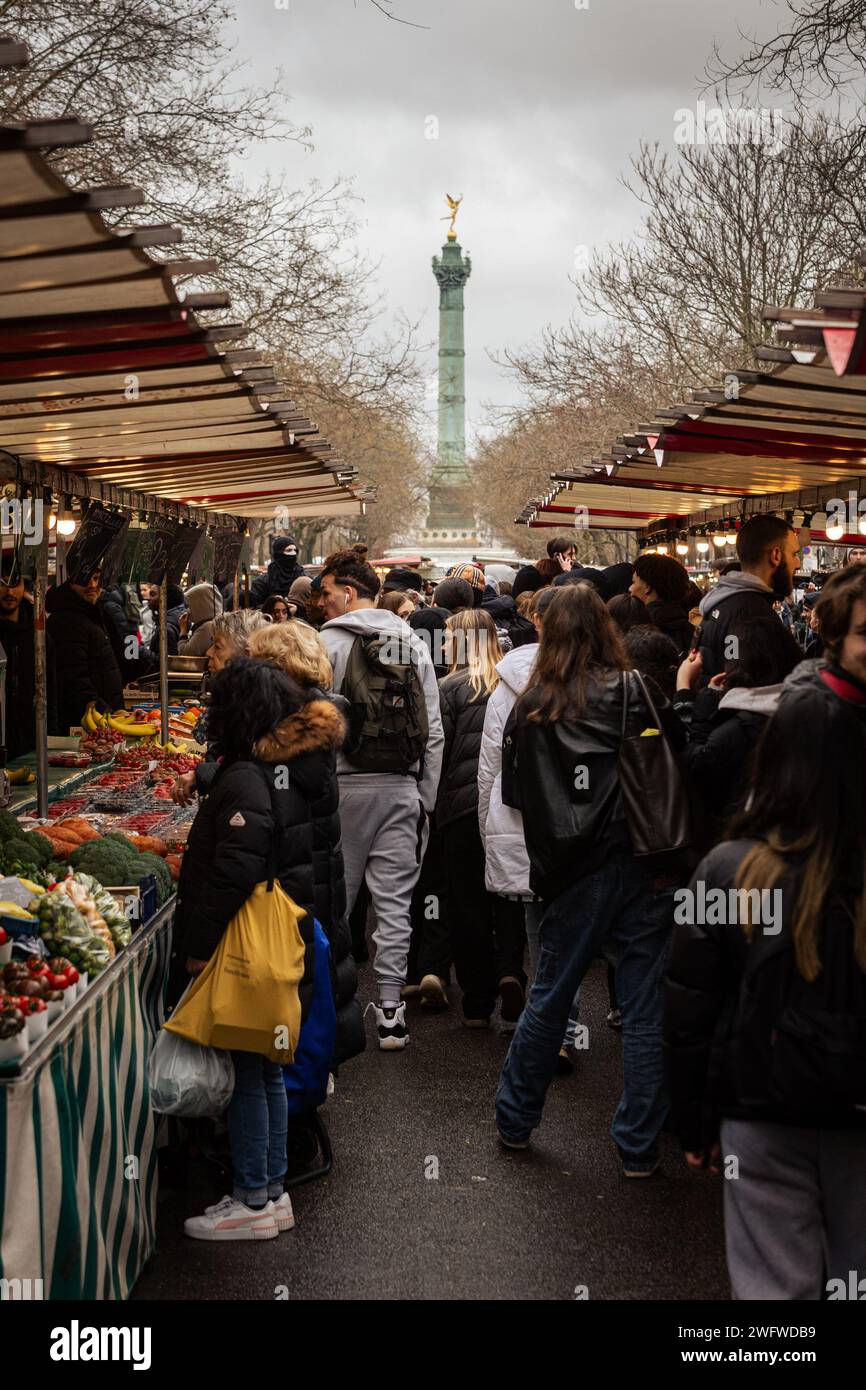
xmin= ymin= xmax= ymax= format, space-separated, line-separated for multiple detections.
xmin=664 ymin=839 xmax=866 ymax=1149
xmin=696 ymin=586 xmax=775 ymax=679
xmin=172 ymin=693 xmax=364 ymax=1067
xmin=250 ymin=556 xmax=305 ymax=608
xmin=672 ymin=684 xmax=775 ymax=838
xmin=647 ymin=598 xmax=692 ymax=658
xmin=480 ymin=594 xmax=536 ymax=649
xmin=99 ymin=585 xmax=142 ymax=681
xmin=46 ymin=582 xmax=124 ymax=732
xmin=0 ymin=601 xmax=59 ymax=757
xmin=502 ymin=671 xmax=686 ymax=901
xmin=147 ymin=601 xmax=185 ymax=660
xmin=437 ymin=671 xmax=491 ymax=829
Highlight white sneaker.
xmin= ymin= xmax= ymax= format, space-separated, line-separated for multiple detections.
xmin=272 ymin=1192 xmax=295 ymax=1232
xmin=186 ymin=1195 xmax=279 ymax=1241
xmin=365 ymin=1000 xmax=409 ymax=1050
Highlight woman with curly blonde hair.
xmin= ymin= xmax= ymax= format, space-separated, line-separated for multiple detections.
xmin=248 ymin=620 xmax=364 ymax=1076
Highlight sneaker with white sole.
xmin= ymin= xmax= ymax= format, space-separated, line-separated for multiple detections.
xmin=273 ymin=1192 xmax=295 ymax=1231
xmin=419 ymin=974 xmax=449 ymax=1008
xmin=185 ymin=1195 xmax=279 ymax=1241
xmin=365 ymin=1000 xmax=409 ymax=1050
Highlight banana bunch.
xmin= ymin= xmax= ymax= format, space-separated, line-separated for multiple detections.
xmin=81 ymin=703 xmax=158 ymax=739
xmin=7 ymin=767 xmax=36 ymax=785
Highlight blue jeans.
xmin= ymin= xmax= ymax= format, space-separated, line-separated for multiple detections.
xmin=524 ymin=901 xmax=581 ymax=1046
xmin=227 ymin=1050 xmax=288 ymax=1206
xmin=496 ymin=848 xmax=674 ymax=1160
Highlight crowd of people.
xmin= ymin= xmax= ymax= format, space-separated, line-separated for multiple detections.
xmin=2 ymin=522 xmax=864 ymax=1297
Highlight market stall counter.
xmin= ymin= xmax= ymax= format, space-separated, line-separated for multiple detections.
xmin=0 ymin=724 xmax=203 ymax=1297
xmin=0 ymin=900 xmax=172 ymax=1298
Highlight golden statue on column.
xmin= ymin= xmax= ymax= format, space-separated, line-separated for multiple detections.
xmin=442 ymin=193 xmax=463 ymax=240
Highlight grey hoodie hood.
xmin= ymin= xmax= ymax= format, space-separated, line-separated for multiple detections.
xmin=719 ymin=683 xmax=783 ymax=716
xmin=699 ymin=570 xmax=773 ymax=619
xmin=495 ymin=642 xmax=537 ymax=697
xmin=322 ymin=607 xmax=408 ymax=638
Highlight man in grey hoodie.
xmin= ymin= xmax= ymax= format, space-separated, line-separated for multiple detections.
xmin=696 ymin=514 xmax=800 ymax=679
xmin=319 ymin=549 xmax=444 ymax=1050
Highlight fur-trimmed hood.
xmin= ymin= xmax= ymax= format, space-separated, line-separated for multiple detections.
xmin=254 ymin=696 xmax=347 ymax=763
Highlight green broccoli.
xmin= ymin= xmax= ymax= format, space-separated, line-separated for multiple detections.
xmin=70 ymin=842 xmax=135 ymax=888
xmin=135 ymin=852 xmax=171 ymax=905
xmin=3 ymin=837 xmax=43 ymax=870
xmin=0 ymin=809 xmax=23 ymax=842
xmin=24 ymin=831 xmax=53 ymax=866
xmin=101 ymin=832 xmax=141 ymax=858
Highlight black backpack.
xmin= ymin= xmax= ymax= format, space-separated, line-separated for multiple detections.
xmin=733 ymin=889 xmax=866 ymax=1122
xmin=341 ymin=631 xmax=428 ymax=774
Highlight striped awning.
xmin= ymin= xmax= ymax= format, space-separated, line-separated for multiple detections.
xmin=518 ymin=284 xmax=866 ymax=547
xmin=0 ymin=79 xmax=368 ymax=520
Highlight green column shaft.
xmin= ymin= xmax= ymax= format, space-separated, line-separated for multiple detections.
xmin=431 ymin=241 xmax=471 ymax=489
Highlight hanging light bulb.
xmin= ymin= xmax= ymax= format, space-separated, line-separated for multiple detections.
xmin=826 ymin=519 xmax=845 ymax=542
xmin=656 ymin=542 xmax=668 ymax=555
xmin=56 ymin=518 xmax=77 ymax=536
xmin=712 ymin=529 xmax=727 ymax=547
xmin=676 ymin=536 xmax=689 ymax=556
xmin=859 ymin=512 xmax=866 ymax=537
xmin=696 ymin=535 xmax=710 ymax=554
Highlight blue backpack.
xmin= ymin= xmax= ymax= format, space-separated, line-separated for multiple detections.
xmin=283 ymin=919 xmax=337 ymax=1114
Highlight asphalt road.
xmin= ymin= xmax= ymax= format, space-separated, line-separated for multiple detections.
xmin=133 ymin=956 xmax=730 ymax=1301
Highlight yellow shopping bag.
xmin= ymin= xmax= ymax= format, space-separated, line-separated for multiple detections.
xmin=166 ymin=882 xmax=307 ymax=1063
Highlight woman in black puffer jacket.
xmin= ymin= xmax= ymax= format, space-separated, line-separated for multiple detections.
xmin=248 ymin=622 xmax=364 ymax=1069
xmin=171 ymin=659 xmax=339 ymax=1237
xmin=437 ymin=610 xmax=527 ymax=1026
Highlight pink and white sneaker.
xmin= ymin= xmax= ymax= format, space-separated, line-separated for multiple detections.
xmin=272 ymin=1192 xmax=295 ymax=1232
xmin=184 ymin=1195 xmax=279 ymax=1241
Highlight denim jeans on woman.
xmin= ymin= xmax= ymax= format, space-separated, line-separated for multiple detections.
xmin=497 ymin=847 xmax=674 ymax=1160
xmin=524 ymin=901 xmax=581 ymax=1047
xmin=227 ymin=1049 xmax=288 ymax=1206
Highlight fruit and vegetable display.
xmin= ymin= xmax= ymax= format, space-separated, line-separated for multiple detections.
xmin=29 ymin=890 xmax=112 ymax=976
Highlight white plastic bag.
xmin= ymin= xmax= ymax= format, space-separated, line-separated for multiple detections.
xmin=148 ymin=1026 xmax=234 ymax=1118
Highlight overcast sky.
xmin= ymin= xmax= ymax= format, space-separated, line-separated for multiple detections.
xmin=230 ymin=0 xmax=779 ymax=448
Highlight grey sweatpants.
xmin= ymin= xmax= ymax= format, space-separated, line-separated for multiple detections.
xmin=339 ymin=775 xmax=428 ymax=1003
xmin=721 ymin=1118 xmax=866 ymax=1300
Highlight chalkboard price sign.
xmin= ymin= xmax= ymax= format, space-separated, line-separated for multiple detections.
xmin=212 ymin=528 xmax=244 ymax=587
xmin=166 ymin=522 xmax=203 ymax=585
xmin=65 ymin=504 xmax=128 ymax=584
xmin=98 ymin=511 xmax=132 ymax=588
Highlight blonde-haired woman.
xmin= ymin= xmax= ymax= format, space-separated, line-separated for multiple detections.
xmin=433 ymin=610 xmax=528 ymax=1028
xmin=248 ymin=619 xmax=333 ymax=690
xmin=247 ymin=621 xmax=364 ymax=1077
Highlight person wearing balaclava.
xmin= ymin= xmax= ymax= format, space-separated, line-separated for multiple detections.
xmin=250 ymin=535 xmax=305 ymax=607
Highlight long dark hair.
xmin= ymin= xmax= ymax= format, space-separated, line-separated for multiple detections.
xmin=724 ymin=615 xmax=802 ymax=689
xmin=728 ymin=686 xmax=866 ymax=980
xmin=207 ymin=657 xmax=310 ymax=761
xmin=521 ymin=583 xmax=629 ymax=723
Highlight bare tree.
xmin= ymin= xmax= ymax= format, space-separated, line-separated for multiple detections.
xmin=709 ymin=0 xmax=866 ymax=96
xmin=0 ymin=0 xmax=420 ymax=393
xmin=574 ymin=113 xmax=866 ymax=381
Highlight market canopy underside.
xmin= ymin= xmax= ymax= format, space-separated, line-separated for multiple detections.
xmin=518 ymin=287 xmax=866 ymax=547
xmin=0 ymin=100 xmax=369 ymax=519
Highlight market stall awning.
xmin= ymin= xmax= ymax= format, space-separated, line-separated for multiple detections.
xmin=0 ymin=115 xmax=369 ymax=519
xmin=517 ymin=285 xmax=866 ymax=547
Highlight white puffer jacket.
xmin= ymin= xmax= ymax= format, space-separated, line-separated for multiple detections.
xmin=477 ymin=643 xmax=537 ymax=897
